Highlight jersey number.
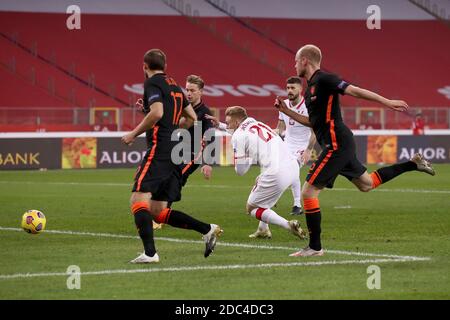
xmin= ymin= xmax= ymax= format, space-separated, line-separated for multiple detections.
xmin=249 ymin=123 xmax=273 ymax=142
xmin=171 ymin=92 xmax=184 ymax=125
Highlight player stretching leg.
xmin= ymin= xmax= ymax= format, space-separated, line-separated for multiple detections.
xmin=209 ymin=107 xmax=307 ymax=241
xmin=275 ymin=44 xmax=435 ymax=257
xmin=122 ymin=49 xmax=222 ymax=263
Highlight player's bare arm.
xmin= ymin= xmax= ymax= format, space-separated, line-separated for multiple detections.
xmin=276 ymin=119 xmax=286 ymax=136
xmin=204 ymin=114 xmax=219 ymax=127
xmin=344 ymin=85 xmax=409 ymax=112
xmin=301 ymin=130 xmax=317 ymax=164
xmin=178 ymin=116 xmax=192 ymax=129
xmin=178 ymin=104 xmax=198 ymax=128
xmin=181 ymin=104 xmax=198 ymax=123
xmin=308 ymin=130 xmax=316 ymax=149
xmin=204 ymin=114 xmax=228 ymax=131
xmin=122 ymin=102 xmax=163 ymax=145
xmin=275 ymin=96 xmax=312 ymax=127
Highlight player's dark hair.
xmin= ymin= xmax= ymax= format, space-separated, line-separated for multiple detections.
xmin=286 ymin=76 xmax=302 ymax=85
xmin=186 ymin=74 xmax=205 ymax=89
xmin=143 ymin=49 xmax=166 ymax=71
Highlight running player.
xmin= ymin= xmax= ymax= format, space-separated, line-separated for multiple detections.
xmin=275 ymin=44 xmax=435 ymax=257
xmin=122 ymin=49 xmax=222 ymax=263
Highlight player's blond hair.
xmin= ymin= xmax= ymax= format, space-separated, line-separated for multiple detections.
xmin=225 ymin=106 xmax=248 ymax=120
xmin=186 ymin=74 xmax=205 ymax=89
xmin=297 ymin=44 xmax=322 ymax=66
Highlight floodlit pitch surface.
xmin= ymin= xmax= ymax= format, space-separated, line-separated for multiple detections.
xmin=0 ymin=165 xmax=448 ymax=299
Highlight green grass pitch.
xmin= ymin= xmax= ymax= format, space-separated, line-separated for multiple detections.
xmin=0 ymin=165 xmax=449 ymax=299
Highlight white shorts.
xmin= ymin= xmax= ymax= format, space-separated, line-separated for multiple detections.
xmin=247 ymin=160 xmax=299 ymax=208
xmin=287 ymin=144 xmax=307 ymax=167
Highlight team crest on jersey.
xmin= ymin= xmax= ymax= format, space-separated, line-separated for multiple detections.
xmin=310 ymin=85 xmax=316 ymax=95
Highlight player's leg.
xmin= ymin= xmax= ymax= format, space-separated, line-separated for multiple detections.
xmin=129 ymin=150 xmax=160 ymax=263
xmin=167 ymin=161 xmax=200 ymax=206
xmin=289 ymin=181 xmax=325 ymax=257
xmin=248 ymin=222 xmax=272 ymax=238
xmin=165 ymin=162 xmax=192 ymax=225
xmin=247 ymin=164 xmax=306 ymax=240
xmin=247 ymin=176 xmax=271 ymax=238
xmin=246 ymin=170 xmax=294 ymax=231
xmin=150 ymin=199 xmax=222 ymax=257
xmin=129 ymin=191 xmax=159 ymax=263
xmin=246 ymin=203 xmax=305 ymax=240
xmin=351 ymin=171 xmax=376 ymax=192
xmin=150 ymin=199 xmax=212 ymax=234
xmin=289 ymin=149 xmax=343 ymax=257
xmin=167 ymin=163 xmax=188 ymax=208
xmin=352 ymin=153 xmax=435 ymax=192
xmin=150 ymin=170 xmax=212 ymax=234
xmin=290 ymin=176 xmax=303 ymax=215
xmin=180 ymin=161 xmax=200 ymax=186
xmin=248 ymin=213 xmax=271 ymax=238
xmin=151 ymin=172 xmax=222 ymax=257
xmin=247 ymin=203 xmax=288 ymax=231
xmin=290 ymin=148 xmax=303 ymax=215
xmin=289 ymin=181 xmax=324 ymax=257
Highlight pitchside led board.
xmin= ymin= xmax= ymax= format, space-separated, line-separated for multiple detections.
xmin=0 ymin=135 xmax=449 ymax=170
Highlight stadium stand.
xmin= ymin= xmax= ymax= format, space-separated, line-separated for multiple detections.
xmin=0 ymin=0 xmax=448 ymax=131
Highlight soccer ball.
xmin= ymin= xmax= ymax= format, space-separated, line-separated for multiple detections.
xmin=21 ymin=210 xmax=46 ymax=234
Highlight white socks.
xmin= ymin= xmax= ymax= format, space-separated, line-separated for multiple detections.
xmin=291 ymin=178 xmax=302 ymax=207
xmin=257 ymin=221 xmax=269 ymax=230
xmin=250 ymin=208 xmax=290 ymax=230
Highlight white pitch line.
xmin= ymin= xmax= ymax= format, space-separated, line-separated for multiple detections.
xmin=0 ymin=258 xmax=426 ymax=280
xmin=0 ymin=226 xmax=430 ymax=261
xmin=0 ymin=181 xmax=130 ymax=187
xmin=333 ymin=188 xmax=450 ymax=194
xmin=0 ymin=227 xmax=138 ymax=240
xmin=0 ymin=180 xmax=449 ymax=194
xmin=324 ymin=249 xmax=429 ymax=261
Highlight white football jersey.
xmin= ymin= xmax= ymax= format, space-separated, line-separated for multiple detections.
xmin=232 ymin=117 xmax=296 ymax=174
xmin=279 ymin=98 xmax=311 ymax=151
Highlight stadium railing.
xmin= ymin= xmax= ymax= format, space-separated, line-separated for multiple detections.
xmin=0 ymin=106 xmax=449 ymax=132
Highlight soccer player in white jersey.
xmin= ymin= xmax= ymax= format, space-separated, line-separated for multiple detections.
xmin=276 ymin=76 xmax=316 ymax=216
xmin=209 ymin=106 xmax=307 ymax=241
